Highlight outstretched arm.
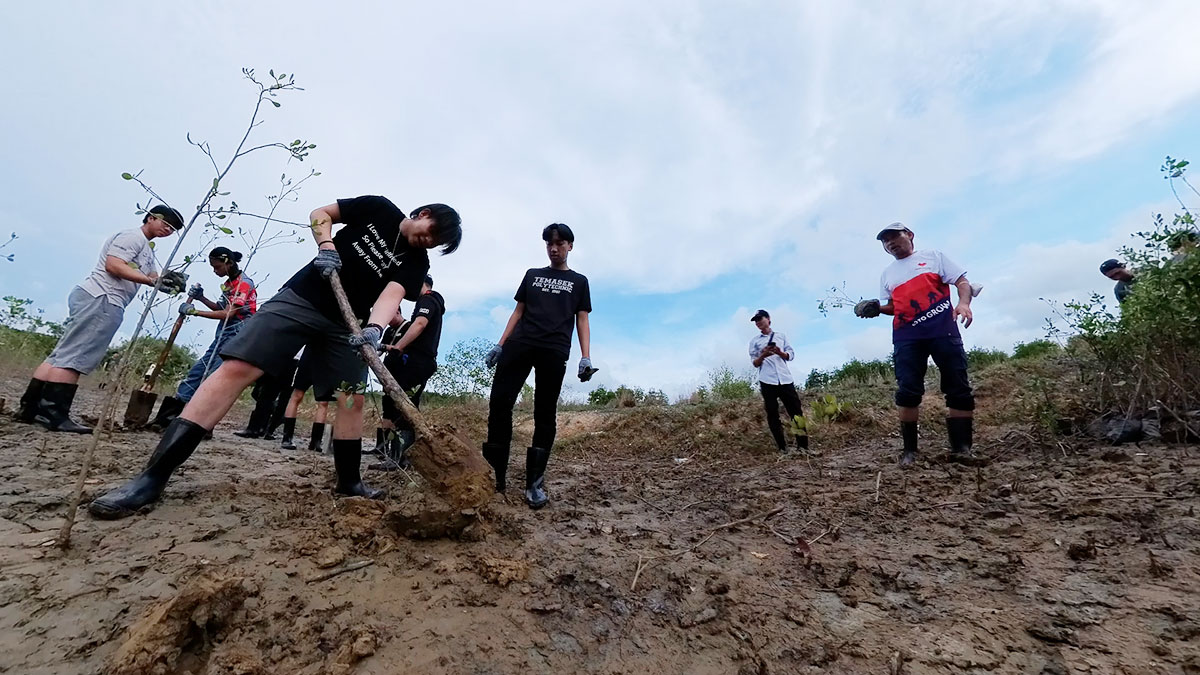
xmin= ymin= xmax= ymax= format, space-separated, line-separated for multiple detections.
xmin=390 ymin=316 xmax=429 ymax=352
xmin=953 ymin=275 xmax=973 ymax=327
xmin=498 ymin=303 xmax=525 ymax=345
xmin=309 ymin=202 xmax=342 ymax=251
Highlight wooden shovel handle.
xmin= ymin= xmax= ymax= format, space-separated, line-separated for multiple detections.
xmin=142 ymin=312 xmax=187 ymax=392
xmin=327 ymin=272 xmax=430 ymax=438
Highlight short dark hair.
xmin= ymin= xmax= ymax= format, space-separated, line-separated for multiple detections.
xmin=209 ymin=246 xmax=243 ymax=263
xmin=144 ymin=204 xmax=184 ymax=231
xmin=411 ymin=204 xmax=462 ymax=255
xmin=424 ymin=274 xmax=434 ymax=288
xmin=543 ymin=222 xmax=574 ymax=243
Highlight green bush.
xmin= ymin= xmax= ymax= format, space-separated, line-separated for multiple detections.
xmin=805 ymin=368 xmax=833 ymax=390
xmin=966 ymin=347 xmax=1009 ymax=371
xmin=707 ymin=365 xmax=757 ymax=400
xmin=588 ymin=386 xmax=618 ymax=406
xmin=102 ymin=336 xmax=198 ymax=389
xmin=1012 ymin=339 xmax=1059 ymax=360
xmin=831 ymin=358 xmax=893 ymax=385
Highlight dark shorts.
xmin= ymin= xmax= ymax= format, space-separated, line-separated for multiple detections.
xmin=220 ymin=289 xmax=367 ymax=401
xmin=893 ymin=336 xmax=975 ymax=411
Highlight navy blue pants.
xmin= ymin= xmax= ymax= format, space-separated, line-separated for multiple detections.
xmin=893 ymin=337 xmax=975 ymax=410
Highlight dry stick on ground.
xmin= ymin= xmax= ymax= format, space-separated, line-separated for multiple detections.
xmin=1157 ymin=399 xmax=1200 ymax=441
xmin=874 ymin=471 xmax=882 ymax=504
xmin=55 ymin=69 xmax=315 ymax=550
xmin=327 ymin=272 xmax=491 ymax=509
xmin=632 ymin=506 xmax=785 ymax=591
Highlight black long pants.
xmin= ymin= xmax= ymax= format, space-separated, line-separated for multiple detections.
xmin=486 ymin=342 xmax=567 ymax=450
xmin=249 ymin=360 xmax=297 ymax=428
xmin=381 ymin=353 xmax=436 ymax=433
xmin=761 ymin=382 xmax=805 ymax=450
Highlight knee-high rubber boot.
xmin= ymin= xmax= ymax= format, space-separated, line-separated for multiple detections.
xmin=332 ymin=439 xmax=384 ymax=499
xmin=899 ymin=421 xmax=919 ymax=467
xmin=149 ymin=396 xmax=185 ymax=431
xmin=18 ymin=378 xmax=46 ymax=423
xmin=35 ymin=382 xmax=92 ymax=434
xmin=481 ymin=442 xmax=510 ymax=492
xmin=279 ymin=418 xmax=297 ymax=450
xmin=308 ymin=422 xmax=325 ymax=452
xmin=88 ymin=418 xmax=208 ymax=519
xmin=524 ymin=446 xmax=551 ymax=510
xmin=947 ymin=417 xmax=975 ymax=460
xmin=370 ymin=427 xmax=386 ymax=455
xmin=234 ymin=403 xmax=270 ymax=438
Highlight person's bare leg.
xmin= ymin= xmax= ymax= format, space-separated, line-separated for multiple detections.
xmin=40 ymin=365 xmax=81 ymax=384
xmin=315 ymin=401 xmax=329 ymax=424
xmin=330 ymin=393 xmax=381 ymax=497
xmin=284 ymin=389 xmax=304 ymax=418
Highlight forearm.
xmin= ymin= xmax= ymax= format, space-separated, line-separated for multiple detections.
xmin=576 ymin=313 xmax=590 ymax=358
xmin=498 ymin=306 xmax=523 ymax=345
xmin=368 ymin=288 xmax=407 ymax=329
xmin=193 ymin=307 xmax=236 ymax=321
xmin=197 ymin=296 xmax=222 ymax=311
xmin=954 ymin=278 xmax=973 ymax=306
xmin=309 ymin=205 xmax=338 ymax=250
xmin=393 ymin=318 xmax=428 ymax=351
xmin=105 ymin=259 xmax=155 ymax=285
xmin=879 ymin=302 xmax=895 ymax=316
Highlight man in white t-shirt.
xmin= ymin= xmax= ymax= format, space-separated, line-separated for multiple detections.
xmin=748 ymin=309 xmax=809 ymax=454
xmin=853 ymin=222 xmax=976 ymax=466
xmin=18 ymin=205 xmax=184 ymax=433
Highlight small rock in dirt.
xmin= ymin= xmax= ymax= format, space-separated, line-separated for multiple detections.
xmin=527 ymin=601 xmax=563 ymax=614
xmin=478 ymin=557 xmax=530 ymax=587
xmin=1067 ymin=541 xmax=1096 ymax=561
xmin=705 ymin=578 xmax=730 ymax=595
xmin=314 ymin=546 xmax=347 ymax=569
xmin=550 ymin=632 xmax=583 ymax=654
xmin=1026 ymin=621 xmax=1076 ymax=645
xmin=680 ymin=606 xmax=719 ymax=628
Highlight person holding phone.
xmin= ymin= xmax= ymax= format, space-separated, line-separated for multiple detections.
xmin=749 ymin=309 xmax=809 ymax=454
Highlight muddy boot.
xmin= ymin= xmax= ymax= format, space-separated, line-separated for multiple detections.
xmin=88 ymin=418 xmax=208 ymax=519
xmin=34 ymin=382 xmax=92 ymax=434
xmin=262 ymin=406 xmax=285 ymax=440
xmin=279 ymin=418 xmax=297 ymax=450
xmin=332 ymin=439 xmax=384 ymax=499
xmin=394 ymin=430 xmax=414 ymax=469
xmin=307 ymin=422 xmax=326 ymax=452
xmin=482 ymin=442 xmax=509 ymax=492
xmin=524 ymin=446 xmax=551 ymax=510
xmin=947 ymin=417 xmax=983 ymax=465
xmin=369 ymin=427 xmax=386 ymax=455
xmin=233 ymin=404 xmax=270 ymax=438
xmin=899 ymin=421 xmax=918 ymax=467
xmin=148 ymin=396 xmax=185 ymax=431
xmin=795 ymin=434 xmax=811 ymax=455
xmin=17 ymin=378 xmax=46 ymax=423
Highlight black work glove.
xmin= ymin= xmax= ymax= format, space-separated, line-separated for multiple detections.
xmin=159 ymin=270 xmax=188 ymax=295
xmin=853 ymin=299 xmax=881 ymax=318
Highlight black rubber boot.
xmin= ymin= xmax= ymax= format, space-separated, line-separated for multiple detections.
xmin=148 ymin=396 xmax=185 ymax=431
xmin=88 ymin=418 xmax=208 ymax=519
xmin=947 ymin=417 xmax=981 ymax=465
xmin=394 ymin=430 xmax=414 ymax=469
xmin=369 ymin=427 xmax=385 ymax=455
xmin=34 ymin=382 xmax=92 ymax=434
xmin=899 ymin=421 xmax=918 ymax=467
xmin=308 ymin=422 xmax=325 ymax=452
xmin=333 ymin=439 xmax=384 ymax=499
xmin=233 ymin=403 xmax=270 ymax=438
xmin=279 ymin=418 xmax=297 ymax=450
xmin=482 ymin=442 xmax=509 ymax=493
xmin=262 ymin=404 xmax=285 ymax=440
xmin=796 ymin=435 xmax=810 ymax=453
xmin=524 ymin=446 xmax=551 ymax=510
xmin=18 ymin=378 xmax=46 ymax=423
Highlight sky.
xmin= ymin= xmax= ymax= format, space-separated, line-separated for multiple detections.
xmin=2 ymin=1 xmax=1199 ymax=400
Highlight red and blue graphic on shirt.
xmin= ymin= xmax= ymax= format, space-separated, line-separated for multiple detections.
xmin=219 ymin=275 xmax=258 ymax=323
xmin=891 ymin=271 xmax=958 ymax=341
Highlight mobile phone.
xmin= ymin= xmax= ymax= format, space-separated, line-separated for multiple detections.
xmin=767 ymin=341 xmax=776 ymax=347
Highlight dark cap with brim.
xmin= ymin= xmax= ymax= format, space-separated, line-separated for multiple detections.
xmin=424 ymin=274 xmax=434 ymax=287
xmin=751 ymin=309 xmax=769 ymax=322
xmin=876 ymin=221 xmax=912 ymax=241
xmin=1099 ymin=259 xmax=1123 ymax=274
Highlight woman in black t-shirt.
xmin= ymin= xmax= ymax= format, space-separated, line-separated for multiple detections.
xmin=482 ymin=223 xmax=596 ymax=509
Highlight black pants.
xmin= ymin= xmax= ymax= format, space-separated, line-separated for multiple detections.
xmin=251 ymin=358 xmax=298 ymax=427
xmin=761 ymin=382 xmax=805 ymax=450
xmin=893 ymin=336 xmax=975 ymax=410
xmin=381 ymin=353 xmax=436 ymax=432
xmin=486 ymin=342 xmax=567 ymax=450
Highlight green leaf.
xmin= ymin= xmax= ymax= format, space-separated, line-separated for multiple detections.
xmin=269 ymin=68 xmax=275 ymax=78
xmin=121 ymin=172 xmax=133 ymax=180
xmin=216 ymin=214 xmax=227 ymax=219
xmin=212 ymin=177 xmax=220 ymax=190
xmin=148 ymin=241 xmax=155 ymax=250
xmin=219 ymin=226 xmax=233 ymax=234
xmin=270 ymin=100 xmax=280 ymax=108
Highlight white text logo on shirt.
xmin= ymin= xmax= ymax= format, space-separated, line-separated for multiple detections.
xmin=532 ymin=276 xmax=574 ymax=295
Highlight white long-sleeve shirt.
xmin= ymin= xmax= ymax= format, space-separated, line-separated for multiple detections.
xmin=749 ymin=331 xmax=795 ymax=385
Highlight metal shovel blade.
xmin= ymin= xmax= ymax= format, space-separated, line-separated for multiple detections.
xmin=124 ymin=390 xmax=158 ymax=429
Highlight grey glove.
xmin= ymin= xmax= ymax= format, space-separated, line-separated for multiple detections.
xmin=178 ymin=302 xmax=197 ymax=317
xmin=187 ymin=283 xmax=204 ymax=299
xmin=578 ymin=357 xmax=599 ymax=382
xmin=159 ymin=270 xmax=188 ymax=295
xmin=349 ymin=324 xmax=384 ymax=353
xmin=485 ymin=343 xmax=503 ymax=368
xmin=853 ymin=299 xmax=881 ymax=318
xmin=313 ymin=248 xmax=342 ymax=278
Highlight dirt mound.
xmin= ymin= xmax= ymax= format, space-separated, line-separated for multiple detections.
xmin=107 ymin=572 xmax=257 ymax=675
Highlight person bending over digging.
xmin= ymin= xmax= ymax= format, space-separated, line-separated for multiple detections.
xmin=482 ymin=223 xmax=596 ymax=509
xmin=748 ymin=309 xmax=809 ymax=455
xmin=149 ymin=247 xmax=257 ymax=430
xmin=372 ymin=274 xmax=444 ymax=470
xmin=88 ymin=196 xmax=462 ymax=519
xmin=19 ymin=205 xmax=185 ymax=434
xmin=853 ymin=222 xmax=976 ymax=467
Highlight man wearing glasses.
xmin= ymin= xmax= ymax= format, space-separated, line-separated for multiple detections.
xmin=18 ymin=205 xmax=187 ymax=433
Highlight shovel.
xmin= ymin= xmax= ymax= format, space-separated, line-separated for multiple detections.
xmin=328 ymin=271 xmax=492 ymax=509
xmin=123 ymin=306 xmax=189 ymax=429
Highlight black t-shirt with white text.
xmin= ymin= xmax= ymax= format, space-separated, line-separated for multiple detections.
xmin=399 ymin=290 xmax=445 ymax=361
xmin=283 ymin=196 xmax=428 ymax=322
xmin=507 ymin=267 xmax=592 ymax=357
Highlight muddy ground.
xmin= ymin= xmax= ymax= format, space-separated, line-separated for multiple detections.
xmin=0 ymin=380 xmax=1198 ymax=675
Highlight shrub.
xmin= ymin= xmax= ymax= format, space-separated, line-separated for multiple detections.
xmin=588 ymin=386 xmax=618 ymax=406
xmin=966 ymin=347 xmax=1009 ymax=371
xmin=707 ymin=365 xmax=757 ymax=400
xmin=831 ymin=358 xmax=893 ymax=385
xmin=805 ymin=368 xmax=833 ymax=390
xmin=1012 ymin=339 xmax=1059 ymax=360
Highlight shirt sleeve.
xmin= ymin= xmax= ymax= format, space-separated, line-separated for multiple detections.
xmin=106 ymin=231 xmax=146 ymax=263
xmin=576 ymin=275 xmax=592 ymax=313
xmin=938 ymin=251 xmax=967 ymax=284
xmin=749 ymin=337 xmax=759 ymax=360
xmin=879 ymin=270 xmax=891 ymax=304
xmin=514 ymin=270 xmax=531 ymax=303
xmin=779 ymin=332 xmax=795 ymax=361
xmin=414 ymin=295 xmax=436 ymax=320
xmin=336 ymin=195 xmax=397 ymax=226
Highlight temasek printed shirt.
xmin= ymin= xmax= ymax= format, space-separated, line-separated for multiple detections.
xmin=508 ymin=267 xmax=592 ymax=358
xmin=282 ymin=196 xmax=428 ymax=322
xmin=879 ymin=249 xmax=966 ymax=343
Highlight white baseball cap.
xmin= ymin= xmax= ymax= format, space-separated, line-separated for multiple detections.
xmin=876 ymin=222 xmax=912 ymax=241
